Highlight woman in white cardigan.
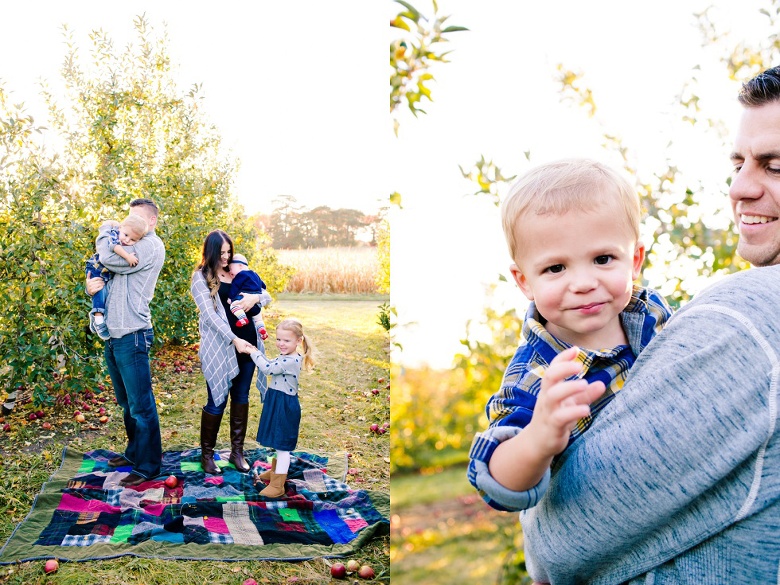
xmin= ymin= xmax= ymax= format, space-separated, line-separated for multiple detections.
xmin=191 ymin=230 xmax=264 ymax=474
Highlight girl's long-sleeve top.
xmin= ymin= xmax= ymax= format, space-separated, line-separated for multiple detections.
xmin=250 ymin=351 xmax=301 ymax=396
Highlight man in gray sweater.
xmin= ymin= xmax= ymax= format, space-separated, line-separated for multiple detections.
xmin=474 ymin=68 xmax=780 ymax=582
xmin=87 ymin=198 xmax=166 ymax=487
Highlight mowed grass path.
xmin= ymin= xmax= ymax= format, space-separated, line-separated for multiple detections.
xmin=391 ymin=466 xmax=530 ymax=585
xmin=0 ymin=297 xmax=389 ymax=584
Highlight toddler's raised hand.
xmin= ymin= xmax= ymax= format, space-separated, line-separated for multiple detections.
xmin=525 ymin=347 xmax=605 ymax=459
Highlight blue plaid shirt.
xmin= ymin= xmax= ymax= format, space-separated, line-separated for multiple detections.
xmin=468 ymin=285 xmax=672 ymax=511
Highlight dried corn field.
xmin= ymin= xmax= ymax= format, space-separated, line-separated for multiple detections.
xmin=277 ymin=246 xmax=379 ymax=294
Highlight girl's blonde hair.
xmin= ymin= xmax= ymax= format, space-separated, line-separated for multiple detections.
xmin=122 ymin=213 xmax=149 ymax=239
xmin=277 ymin=319 xmax=316 ymax=370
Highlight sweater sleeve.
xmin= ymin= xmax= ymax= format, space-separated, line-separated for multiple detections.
xmin=190 ymin=271 xmax=236 ymax=343
xmin=250 ymin=352 xmax=299 ymax=376
xmin=522 ymin=292 xmax=779 ymax=583
xmin=97 ymin=224 xmax=156 ymax=274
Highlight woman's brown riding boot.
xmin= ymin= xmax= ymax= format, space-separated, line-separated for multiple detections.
xmin=200 ymin=409 xmax=224 ymax=474
xmin=228 ymin=401 xmax=250 ymax=472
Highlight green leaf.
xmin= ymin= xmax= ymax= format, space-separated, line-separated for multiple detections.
xmin=441 ymin=25 xmax=469 ymax=33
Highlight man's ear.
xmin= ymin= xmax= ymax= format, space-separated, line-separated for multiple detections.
xmin=632 ymin=241 xmax=646 ymax=280
xmin=510 ymin=264 xmax=534 ymax=301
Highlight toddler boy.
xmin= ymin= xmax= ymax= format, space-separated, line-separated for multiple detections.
xmin=85 ymin=214 xmax=148 ymax=341
xmin=468 ymin=158 xmax=672 ymax=511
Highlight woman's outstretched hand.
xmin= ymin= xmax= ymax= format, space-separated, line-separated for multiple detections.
xmin=232 ymin=338 xmax=256 ymax=354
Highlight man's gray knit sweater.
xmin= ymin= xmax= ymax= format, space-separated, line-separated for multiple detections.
xmin=518 ymin=265 xmax=780 ymax=584
xmin=96 ymin=222 xmax=165 ymax=338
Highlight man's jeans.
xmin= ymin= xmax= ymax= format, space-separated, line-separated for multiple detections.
xmin=104 ymin=328 xmax=162 ymax=479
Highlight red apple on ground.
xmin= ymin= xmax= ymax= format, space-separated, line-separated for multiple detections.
xmin=3 ymin=423 xmax=10 ymax=432
xmin=369 ymin=424 xmax=379 ymax=433
xmin=29 ymin=413 xmax=37 ymax=421
xmin=346 ymin=559 xmax=360 ymax=573
xmin=44 ymin=559 xmax=59 ymax=573
xmin=75 ymin=414 xmax=86 ymax=423
xmin=242 ymin=579 xmax=258 ymax=585
xmin=164 ymin=475 xmax=178 ymax=488
xmin=42 ymin=422 xmax=52 ymax=430
xmin=358 ymin=565 xmax=375 ymax=579
xmin=99 ymin=416 xmax=109 ymax=424
xmin=371 ymin=388 xmax=379 ymax=395
xmin=330 ymin=562 xmax=347 ymax=579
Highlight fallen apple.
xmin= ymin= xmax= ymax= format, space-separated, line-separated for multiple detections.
xmin=358 ymin=564 xmax=375 ymax=579
xmin=242 ymin=579 xmax=258 ymax=585
xmin=44 ymin=559 xmax=59 ymax=574
xmin=371 ymin=388 xmax=379 ymax=395
xmin=3 ymin=423 xmax=10 ymax=432
xmin=99 ymin=416 xmax=109 ymax=424
xmin=330 ymin=562 xmax=347 ymax=579
xmin=346 ymin=559 xmax=360 ymax=572
xmin=75 ymin=414 xmax=86 ymax=423
xmin=42 ymin=422 xmax=52 ymax=430
xmin=164 ymin=475 xmax=178 ymax=488
xmin=369 ymin=424 xmax=379 ymax=433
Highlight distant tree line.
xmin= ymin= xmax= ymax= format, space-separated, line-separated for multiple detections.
xmin=254 ymin=195 xmax=381 ymax=249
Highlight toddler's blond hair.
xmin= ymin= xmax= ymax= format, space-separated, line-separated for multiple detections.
xmin=122 ymin=213 xmax=149 ymax=239
xmin=501 ymin=158 xmax=641 ymax=265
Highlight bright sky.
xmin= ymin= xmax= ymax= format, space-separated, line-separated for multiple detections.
xmin=390 ymin=0 xmax=760 ymax=368
xmin=0 ymin=1 xmax=387 ymax=217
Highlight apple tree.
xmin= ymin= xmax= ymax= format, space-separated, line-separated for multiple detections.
xmin=41 ymin=16 xmax=288 ymax=346
xmin=0 ymin=16 xmax=290 ymax=405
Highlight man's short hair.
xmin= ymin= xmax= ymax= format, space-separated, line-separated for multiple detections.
xmin=501 ymin=158 xmax=641 ymax=265
xmin=738 ymin=66 xmax=780 ymax=107
xmin=129 ymin=198 xmax=159 ymax=217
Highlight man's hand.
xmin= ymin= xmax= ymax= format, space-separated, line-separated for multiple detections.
xmin=524 ymin=347 xmax=606 ymax=459
xmin=86 ymin=277 xmax=105 ymax=297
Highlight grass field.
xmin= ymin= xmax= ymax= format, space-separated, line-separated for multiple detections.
xmin=0 ymin=297 xmax=390 ymax=584
xmin=277 ymin=247 xmax=378 ymax=294
xmin=391 ymin=467 xmax=531 ymax=585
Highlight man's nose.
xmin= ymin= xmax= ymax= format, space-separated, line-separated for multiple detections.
xmin=730 ymin=163 xmax=763 ymax=202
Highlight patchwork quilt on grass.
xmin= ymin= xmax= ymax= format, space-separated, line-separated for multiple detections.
xmin=0 ymin=446 xmax=389 ymax=563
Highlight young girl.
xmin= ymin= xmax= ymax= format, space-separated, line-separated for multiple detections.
xmin=246 ymin=319 xmax=315 ymax=498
